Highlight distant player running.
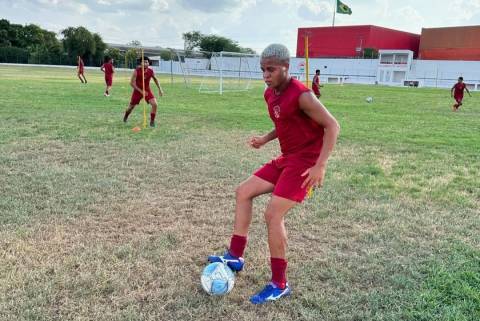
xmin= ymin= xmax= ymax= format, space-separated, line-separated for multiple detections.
xmin=451 ymin=76 xmax=471 ymax=112
xmin=77 ymin=56 xmax=87 ymax=84
xmin=123 ymin=57 xmax=163 ymax=127
xmin=208 ymin=44 xmax=340 ymax=304
xmin=101 ymin=56 xmax=115 ymax=96
xmin=312 ymin=69 xmax=323 ymax=98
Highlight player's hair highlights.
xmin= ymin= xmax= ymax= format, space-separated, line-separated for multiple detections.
xmin=261 ymin=44 xmax=290 ymax=64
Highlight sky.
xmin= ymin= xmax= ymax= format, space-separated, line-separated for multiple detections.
xmin=1 ymin=0 xmax=480 ymax=54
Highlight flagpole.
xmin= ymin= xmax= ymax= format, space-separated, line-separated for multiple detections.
xmin=332 ymin=0 xmax=336 ymax=27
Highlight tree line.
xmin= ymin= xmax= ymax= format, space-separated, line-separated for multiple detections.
xmin=0 ymin=19 xmax=107 ymax=66
xmin=0 ymin=19 xmax=256 ymax=67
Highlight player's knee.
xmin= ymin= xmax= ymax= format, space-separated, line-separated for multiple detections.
xmin=264 ymin=210 xmax=282 ymax=225
xmin=235 ymin=183 xmax=254 ymax=201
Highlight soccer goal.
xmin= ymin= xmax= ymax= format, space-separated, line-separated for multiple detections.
xmin=198 ymin=51 xmax=260 ymax=94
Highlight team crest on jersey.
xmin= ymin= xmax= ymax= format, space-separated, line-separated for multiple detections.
xmin=273 ymin=105 xmax=281 ymax=119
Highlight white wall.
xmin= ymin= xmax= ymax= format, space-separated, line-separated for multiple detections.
xmin=410 ymin=60 xmax=480 ymax=88
xmin=5 ymin=56 xmax=477 ymax=90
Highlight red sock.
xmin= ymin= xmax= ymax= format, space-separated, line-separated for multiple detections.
xmin=150 ymin=113 xmax=156 ymax=122
xmin=229 ymin=234 xmax=247 ymax=258
xmin=271 ymin=257 xmax=288 ymax=289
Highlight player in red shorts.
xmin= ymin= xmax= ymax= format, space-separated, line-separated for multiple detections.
xmin=208 ymin=44 xmax=340 ymax=304
xmin=123 ymin=57 xmax=163 ymax=127
xmin=451 ymin=76 xmax=471 ymax=112
xmin=312 ymin=69 xmax=323 ymax=98
xmin=77 ymin=55 xmax=87 ymax=84
xmin=101 ymin=56 xmax=115 ymax=96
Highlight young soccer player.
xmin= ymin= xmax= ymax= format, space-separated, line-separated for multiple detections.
xmin=123 ymin=57 xmax=163 ymax=127
xmin=77 ymin=55 xmax=87 ymax=84
xmin=451 ymin=76 xmax=471 ymax=111
xmin=101 ymin=56 xmax=115 ymax=96
xmin=208 ymin=44 xmax=340 ymax=304
xmin=312 ymin=69 xmax=323 ymax=98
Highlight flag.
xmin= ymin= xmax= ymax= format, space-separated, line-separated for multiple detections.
xmin=337 ymin=0 xmax=352 ymax=15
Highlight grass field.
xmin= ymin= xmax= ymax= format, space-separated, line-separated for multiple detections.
xmin=0 ymin=65 xmax=479 ymax=321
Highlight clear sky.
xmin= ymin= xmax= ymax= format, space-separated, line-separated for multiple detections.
xmin=1 ymin=0 xmax=480 ymax=54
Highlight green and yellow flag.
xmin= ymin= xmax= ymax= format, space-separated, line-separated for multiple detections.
xmin=337 ymin=0 xmax=352 ymax=15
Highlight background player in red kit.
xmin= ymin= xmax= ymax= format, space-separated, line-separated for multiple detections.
xmin=101 ymin=56 xmax=114 ymax=96
xmin=312 ymin=69 xmax=322 ymax=98
xmin=123 ymin=57 xmax=163 ymax=127
xmin=77 ymin=56 xmax=87 ymax=84
xmin=451 ymin=76 xmax=471 ymax=111
xmin=208 ymin=44 xmax=340 ymax=304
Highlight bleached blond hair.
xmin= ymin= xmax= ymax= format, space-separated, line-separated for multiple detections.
xmin=261 ymin=43 xmax=290 ymax=64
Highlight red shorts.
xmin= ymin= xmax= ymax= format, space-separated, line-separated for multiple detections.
xmin=130 ymin=89 xmax=155 ymax=105
xmin=105 ymin=76 xmax=113 ymax=86
xmin=78 ymin=69 xmax=84 ymax=75
xmin=254 ymin=154 xmax=318 ymax=202
xmin=454 ymin=96 xmax=463 ymax=104
xmin=312 ymin=86 xmax=320 ymax=96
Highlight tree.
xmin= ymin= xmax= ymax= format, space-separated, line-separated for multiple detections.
xmin=159 ymin=49 xmax=174 ymax=61
xmin=61 ymin=26 xmax=96 ymax=64
xmin=0 ymin=19 xmax=64 ymax=64
xmin=61 ymin=26 xmax=106 ymax=66
xmin=182 ymin=31 xmax=203 ymax=51
xmin=104 ymin=47 xmax=121 ymax=64
xmin=199 ymin=35 xmax=243 ymax=53
xmin=92 ymin=33 xmax=107 ymax=65
xmin=182 ymin=31 xmax=255 ymax=54
xmin=125 ymin=48 xmax=139 ymax=68
xmin=363 ymin=48 xmax=379 ymax=59
xmin=241 ymin=47 xmax=256 ymax=54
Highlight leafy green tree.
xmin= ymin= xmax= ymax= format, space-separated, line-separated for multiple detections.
xmin=125 ymin=48 xmax=140 ymax=68
xmin=92 ymin=33 xmax=107 ymax=65
xmin=104 ymin=47 xmax=121 ymax=63
xmin=61 ymin=26 xmax=96 ymax=64
xmin=182 ymin=31 xmax=256 ymax=54
xmin=182 ymin=31 xmax=203 ymax=51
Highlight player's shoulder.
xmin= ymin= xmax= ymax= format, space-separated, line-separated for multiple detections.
xmin=290 ymin=78 xmax=310 ymax=93
xmin=264 ymin=86 xmax=274 ymax=99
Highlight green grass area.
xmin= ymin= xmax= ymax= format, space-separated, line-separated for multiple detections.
xmin=0 ymin=65 xmax=479 ymax=321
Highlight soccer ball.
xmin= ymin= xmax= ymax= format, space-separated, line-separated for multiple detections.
xmin=366 ymin=96 xmax=373 ymax=103
xmin=201 ymin=262 xmax=235 ymax=295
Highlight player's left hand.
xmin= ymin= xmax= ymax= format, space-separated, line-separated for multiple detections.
xmin=301 ymin=163 xmax=326 ymax=190
xmin=159 ymin=90 xmax=164 ymax=96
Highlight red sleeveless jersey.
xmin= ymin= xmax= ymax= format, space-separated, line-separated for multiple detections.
xmin=453 ymin=82 xmax=466 ymax=99
xmin=135 ymin=67 xmax=154 ymax=91
xmin=102 ymin=62 xmax=114 ymax=76
xmin=264 ymin=78 xmax=324 ymax=155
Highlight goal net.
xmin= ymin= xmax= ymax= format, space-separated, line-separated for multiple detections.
xmin=199 ymin=51 xmax=260 ymax=94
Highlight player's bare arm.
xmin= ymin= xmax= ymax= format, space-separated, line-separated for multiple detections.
xmin=152 ymin=75 xmax=163 ymax=96
xmin=249 ymin=129 xmax=277 ymax=149
xmin=299 ymin=91 xmax=340 ymax=189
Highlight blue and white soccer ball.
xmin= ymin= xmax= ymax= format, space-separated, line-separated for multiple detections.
xmin=366 ymin=96 xmax=374 ymax=103
xmin=201 ymin=262 xmax=235 ymax=295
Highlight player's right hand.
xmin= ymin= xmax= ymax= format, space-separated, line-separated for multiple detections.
xmin=249 ymin=136 xmax=266 ymax=149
